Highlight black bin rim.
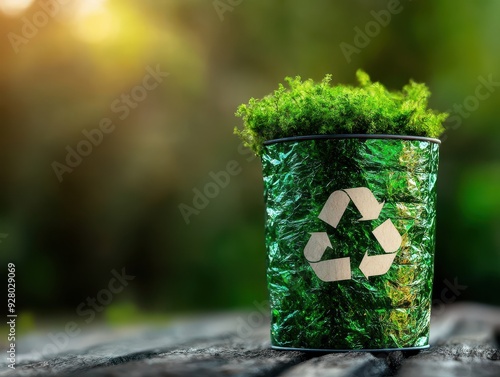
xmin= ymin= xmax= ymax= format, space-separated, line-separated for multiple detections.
xmin=263 ymin=134 xmax=441 ymax=146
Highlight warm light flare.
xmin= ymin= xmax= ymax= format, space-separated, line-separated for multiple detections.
xmin=73 ymin=0 xmax=121 ymax=44
xmin=75 ymin=0 xmax=107 ymax=18
xmin=0 ymin=0 xmax=35 ymax=16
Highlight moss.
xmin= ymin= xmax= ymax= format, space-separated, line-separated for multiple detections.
xmin=235 ymin=70 xmax=448 ymax=155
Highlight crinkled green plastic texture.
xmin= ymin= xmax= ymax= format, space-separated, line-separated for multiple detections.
xmin=261 ymin=137 xmax=439 ymax=350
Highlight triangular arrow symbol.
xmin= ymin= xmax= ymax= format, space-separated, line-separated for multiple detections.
xmin=304 ymin=232 xmax=332 ymax=262
xmin=318 ymin=190 xmax=350 ymax=229
xmin=304 ymin=232 xmax=351 ymax=282
xmin=343 ymin=187 xmax=384 ymax=221
xmin=372 ymin=219 xmax=402 ymax=254
xmin=307 ymin=187 xmax=402 ymax=282
xmin=309 ymin=258 xmax=352 ymax=282
xmin=359 ymin=251 xmax=397 ymax=279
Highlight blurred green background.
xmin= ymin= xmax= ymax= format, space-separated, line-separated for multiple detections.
xmin=0 ymin=0 xmax=499 ymax=327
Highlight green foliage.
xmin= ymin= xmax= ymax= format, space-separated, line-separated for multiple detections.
xmin=235 ymin=70 xmax=448 ymax=155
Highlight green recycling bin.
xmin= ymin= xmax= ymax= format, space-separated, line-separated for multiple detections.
xmin=261 ymin=134 xmax=440 ymax=351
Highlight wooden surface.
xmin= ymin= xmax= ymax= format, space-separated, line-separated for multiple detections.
xmin=1 ymin=303 xmax=499 ymax=377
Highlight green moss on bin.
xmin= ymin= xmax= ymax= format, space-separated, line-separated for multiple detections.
xmin=235 ymin=70 xmax=448 ymax=155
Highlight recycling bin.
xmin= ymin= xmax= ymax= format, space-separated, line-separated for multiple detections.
xmin=261 ymin=134 xmax=440 ymax=351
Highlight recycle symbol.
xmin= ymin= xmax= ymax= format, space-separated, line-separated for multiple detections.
xmin=304 ymin=187 xmax=403 ymax=282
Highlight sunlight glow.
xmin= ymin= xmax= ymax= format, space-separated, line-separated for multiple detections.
xmin=75 ymin=0 xmax=107 ymax=18
xmin=0 ymin=0 xmax=35 ymax=17
xmin=73 ymin=0 xmax=121 ymax=44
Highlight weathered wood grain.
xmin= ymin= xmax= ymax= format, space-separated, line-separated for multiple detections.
xmin=397 ymin=303 xmax=500 ymax=377
xmin=0 ymin=304 xmax=499 ymax=377
xmin=277 ymin=352 xmax=392 ymax=377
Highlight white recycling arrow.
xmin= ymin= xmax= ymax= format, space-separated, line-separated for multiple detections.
xmin=304 ymin=232 xmax=332 ymax=262
xmin=343 ymin=187 xmax=384 ymax=221
xmin=358 ymin=219 xmax=402 ymax=278
xmin=305 ymin=187 xmax=403 ymax=281
xmin=318 ymin=190 xmax=350 ymax=228
xmin=304 ymin=232 xmax=351 ymax=282
xmin=318 ymin=187 xmax=384 ymax=228
xmin=309 ymin=258 xmax=352 ymax=282
xmin=359 ymin=251 xmax=397 ymax=279
xmin=372 ymin=219 xmax=402 ymax=254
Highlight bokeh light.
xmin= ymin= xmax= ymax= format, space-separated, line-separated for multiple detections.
xmin=0 ymin=0 xmax=34 ymax=17
xmin=75 ymin=0 xmax=107 ymax=17
xmin=72 ymin=0 xmax=121 ymax=44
